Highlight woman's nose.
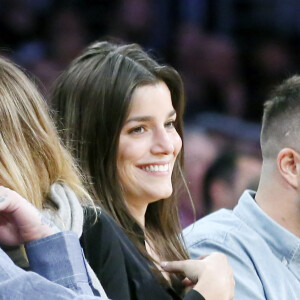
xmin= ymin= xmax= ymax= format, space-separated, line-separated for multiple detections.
xmin=150 ymin=128 xmax=174 ymax=155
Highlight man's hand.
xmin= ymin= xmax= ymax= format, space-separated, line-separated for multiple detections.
xmin=161 ymin=252 xmax=235 ymax=300
xmin=0 ymin=186 xmax=59 ymax=246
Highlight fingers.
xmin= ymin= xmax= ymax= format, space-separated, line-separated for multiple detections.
xmin=0 ymin=186 xmax=37 ymax=219
xmin=182 ymin=277 xmax=194 ymax=287
xmin=0 ymin=186 xmax=21 ymax=213
xmin=160 ymin=260 xmax=188 ymax=273
xmin=162 ymin=253 xmax=235 ymax=300
xmin=0 ymin=186 xmax=60 ymax=243
xmin=161 ymin=252 xmax=227 ymax=273
xmin=161 ymin=259 xmax=200 ymax=284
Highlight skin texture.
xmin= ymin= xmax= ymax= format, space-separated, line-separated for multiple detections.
xmin=0 ymin=186 xmax=59 ymax=246
xmin=117 ymin=82 xmax=182 ymax=226
xmin=256 ymin=147 xmax=300 ymax=238
xmin=161 ymin=253 xmax=235 ymax=300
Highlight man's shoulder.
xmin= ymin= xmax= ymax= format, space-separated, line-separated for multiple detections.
xmin=183 ymin=208 xmax=253 ymax=250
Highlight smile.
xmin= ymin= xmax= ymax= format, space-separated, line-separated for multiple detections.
xmin=141 ymin=164 xmax=169 ymax=172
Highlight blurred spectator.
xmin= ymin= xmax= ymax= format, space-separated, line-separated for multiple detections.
xmin=0 ymin=0 xmax=49 ymax=49
xmin=174 ymin=24 xmax=206 ymax=119
xmin=108 ymin=0 xmax=154 ymax=48
xmin=200 ymin=35 xmax=247 ymax=118
xmin=48 ymin=8 xmax=88 ymax=66
xmin=243 ymin=39 xmax=295 ymax=121
xmin=175 ymin=28 xmax=247 ymax=120
xmin=1 ymin=0 xmax=299 ymax=229
xmin=179 ymin=128 xmax=217 ymax=228
xmin=1 ymin=0 xmax=299 ymax=115
xmin=194 ymin=112 xmax=261 ymax=155
xmin=31 ymin=7 xmax=88 ymax=93
xmin=179 ymin=114 xmax=261 ymax=227
xmin=203 ymin=151 xmax=261 ymax=214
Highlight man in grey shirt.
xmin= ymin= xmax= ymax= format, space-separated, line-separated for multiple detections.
xmin=184 ymin=76 xmax=300 ymax=300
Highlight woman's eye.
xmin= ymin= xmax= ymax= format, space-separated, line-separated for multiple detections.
xmin=165 ymin=120 xmax=175 ymax=128
xmin=129 ymin=126 xmax=145 ymax=134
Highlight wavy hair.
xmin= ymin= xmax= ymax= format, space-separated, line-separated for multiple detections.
xmin=52 ymin=41 xmax=189 ymax=284
xmin=0 ymin=56 xmax=89 ymax=209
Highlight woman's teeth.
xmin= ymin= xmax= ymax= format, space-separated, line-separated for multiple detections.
xmin=142 ymin=164 xmax=169 ymax=172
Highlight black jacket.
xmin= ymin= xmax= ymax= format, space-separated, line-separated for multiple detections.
xmin=80 ymin=208 xmax=204 ymax=300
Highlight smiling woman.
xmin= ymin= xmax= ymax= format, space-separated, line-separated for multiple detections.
xmin=118 ymin=82 xmax=182 ymax=226
xmin=51 ymin=41 xmax=234 ymax=300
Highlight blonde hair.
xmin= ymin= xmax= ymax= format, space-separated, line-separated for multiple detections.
xmin=0 ymin=56 xmax=89 ymax=209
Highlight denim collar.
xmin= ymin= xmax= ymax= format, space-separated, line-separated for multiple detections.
xmin=234 ymin=190 xmax=300 ymax=279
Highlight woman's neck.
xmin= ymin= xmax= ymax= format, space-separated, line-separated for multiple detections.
xmin=126 ymin=200 xmax=147 ymax=228
xmin=126 ymin=198 xmax=171 ymax=282
xmin=145 ymin=238 xmax=171 ymax=283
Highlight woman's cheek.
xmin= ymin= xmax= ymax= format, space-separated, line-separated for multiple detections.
xmin=173 ymin=132 xmax=182 ymax=156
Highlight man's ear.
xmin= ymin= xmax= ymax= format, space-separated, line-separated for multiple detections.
xmin=277 ymin=148 xmax=300 ymax=189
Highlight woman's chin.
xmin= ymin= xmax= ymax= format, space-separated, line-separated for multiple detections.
xmin=148 ymin=188 xmax=173 ymax=203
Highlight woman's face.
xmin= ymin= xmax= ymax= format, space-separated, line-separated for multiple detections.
xmin=117 ymin=81 xmax=182 ymax=208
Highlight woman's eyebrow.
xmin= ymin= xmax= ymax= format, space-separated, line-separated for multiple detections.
xmin=125 ymin=109 xmax=176 ymax=124
xmin=125 ymin=116 xmax=152 ymax=124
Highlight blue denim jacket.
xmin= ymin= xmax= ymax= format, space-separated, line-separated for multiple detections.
xmin=0 ymin=231 xmax=107 ymax=300
xmin=184 ymin=190 xmax=300 ymax=300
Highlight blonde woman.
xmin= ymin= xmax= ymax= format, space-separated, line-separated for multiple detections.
xmin=0 ymin=56 xmax=105 ymax=297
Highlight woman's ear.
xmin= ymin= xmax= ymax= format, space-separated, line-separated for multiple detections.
xmin=277 ymin=148 xmax=300 ymax=189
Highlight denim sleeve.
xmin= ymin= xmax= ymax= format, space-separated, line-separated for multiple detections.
xmin=25 ymin=231 xmax=96 ymax=296
xmin=0 ymin=246 xmax=107 ymax=300
xmin=188 ymin=240 xmax=266 ymax=300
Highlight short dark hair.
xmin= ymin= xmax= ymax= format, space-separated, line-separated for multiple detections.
xmin=261 ymin=75 xmax=300 ymax=159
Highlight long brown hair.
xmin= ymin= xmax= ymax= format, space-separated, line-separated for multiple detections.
xmin=0 ymin=56 xmax=89 ymax=209
xmin=52 ymin=41 xmax=189 ymax=275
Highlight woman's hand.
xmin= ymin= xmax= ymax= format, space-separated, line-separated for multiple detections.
xmin=0 ymin=186 xmax=59 ymax=246
xmin=161 ymin=252 xmax=234 ymax=300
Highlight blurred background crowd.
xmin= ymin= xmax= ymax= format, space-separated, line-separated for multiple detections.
xmin=1 ymin=0 xmax=300 ymax=227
